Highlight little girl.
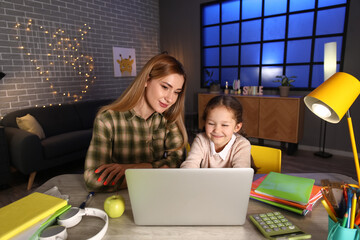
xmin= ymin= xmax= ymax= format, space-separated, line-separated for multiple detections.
xmin=181 ymin=95 xmax=251 ymax=168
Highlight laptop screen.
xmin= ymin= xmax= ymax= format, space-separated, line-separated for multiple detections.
xmin=125 ymin=168 xmax=254 ymax=225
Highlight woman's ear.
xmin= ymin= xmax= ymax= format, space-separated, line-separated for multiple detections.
xmin=145 ymin=78 xmax=150 ymax=87
xmin=234 ymin=122 xmax=242 ymax=133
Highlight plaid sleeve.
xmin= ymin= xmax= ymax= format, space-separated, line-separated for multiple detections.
xmin=152 ymin=122 xmax=184 ymax=168
xmin=84 ymin=112 xmax=119 ymax=192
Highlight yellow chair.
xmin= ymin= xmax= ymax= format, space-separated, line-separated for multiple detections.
xmin=185 ymin=142 xmax=191 ymax=157
xmin=251 ymin=145 xmax=282 ymax=174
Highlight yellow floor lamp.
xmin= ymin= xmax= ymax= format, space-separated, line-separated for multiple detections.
xmin=304 ymin=72 xmax=360 ymax=185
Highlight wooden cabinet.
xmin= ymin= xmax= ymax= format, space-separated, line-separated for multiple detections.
xmin=198 ymin=93 xmax=304 ymax=143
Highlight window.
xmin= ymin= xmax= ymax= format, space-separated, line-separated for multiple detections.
xmin=201 ymin=0 xmax=349 ymax=90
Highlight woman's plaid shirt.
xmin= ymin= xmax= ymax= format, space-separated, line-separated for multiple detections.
xmin=84 ymin=109 xmax=184 ymax=192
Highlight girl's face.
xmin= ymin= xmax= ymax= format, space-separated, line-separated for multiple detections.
xmin=144 ymin=73 xmax=184 ymax=115
xmin=205 ymin=106 xmax=242 ymax=152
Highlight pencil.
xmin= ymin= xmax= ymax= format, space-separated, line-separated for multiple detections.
xmin=342 ymin=213 xmax=349 ymax=228
xmin=321 ymin=199 xmax=338 ymax=223
xmin=350 ymin=193 xmax=357 ymax=229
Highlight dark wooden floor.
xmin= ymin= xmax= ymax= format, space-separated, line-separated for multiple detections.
xmin=0 ymin=148 xmax=357 ymax=208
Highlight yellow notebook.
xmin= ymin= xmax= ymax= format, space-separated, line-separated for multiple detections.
xmin=0 ymin=192 xmax=67 ymax=240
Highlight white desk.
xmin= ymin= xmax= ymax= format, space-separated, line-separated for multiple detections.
xmin=35 ymin=173 xmax=356 ymax=239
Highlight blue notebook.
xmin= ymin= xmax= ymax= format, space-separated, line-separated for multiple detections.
xmin=254 ymin=172 xmax=315 ymax=205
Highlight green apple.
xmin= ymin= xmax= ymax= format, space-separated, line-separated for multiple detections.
xmin=104 ymin=195 xmax=125 ymax=218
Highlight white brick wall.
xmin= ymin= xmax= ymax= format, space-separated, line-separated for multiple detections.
xmin=0 ymin=0 xmax=160 ymax=117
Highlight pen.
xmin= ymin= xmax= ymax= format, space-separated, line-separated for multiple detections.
xmin=321 ymin=199 xmax=338 ymax=223
xmin=344 ymin=186 xmax=348 ymax=209
xmin=347 ymin=189 xmax=352 ymax=228
xmin=79 ymin=192 xmax=95 ymax=209
xmin=350 ymin=193 xmax=357 ymax=229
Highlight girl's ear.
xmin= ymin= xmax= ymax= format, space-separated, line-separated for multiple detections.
xmin=234 ymin=122 xmax=242 ymax=133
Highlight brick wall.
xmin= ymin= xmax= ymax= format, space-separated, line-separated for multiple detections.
xmin=0 ymin=0 xmax=160 ymax=117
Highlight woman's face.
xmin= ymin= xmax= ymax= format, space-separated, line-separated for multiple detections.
xmin=144 ymin=73 xmax=184 ymax=114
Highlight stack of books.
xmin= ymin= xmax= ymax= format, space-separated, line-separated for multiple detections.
xmin=250 ymin=172 xmax=323 ymax=216
xmin=0 ymin=192 xmax=70 ymax=239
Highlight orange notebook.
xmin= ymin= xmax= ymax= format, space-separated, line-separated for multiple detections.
xmin=251 ymin=174 xmax=322 ymax=211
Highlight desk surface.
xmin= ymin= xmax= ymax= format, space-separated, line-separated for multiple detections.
xmin=35 ymin=173 xmax=356 ymax=239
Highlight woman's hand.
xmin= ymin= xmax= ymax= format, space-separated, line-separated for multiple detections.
xmin=95 ymin=162 xmax=153 ymax=186
xmin=95 ymin=163 xmax=126 ymax=186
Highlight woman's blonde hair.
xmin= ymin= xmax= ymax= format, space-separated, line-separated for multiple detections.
xmin=99 ymin=53 xmax=188 ymax=149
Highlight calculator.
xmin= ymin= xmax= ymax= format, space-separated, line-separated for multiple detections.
xmin=249 ymin=212 xmax=312 ymax=239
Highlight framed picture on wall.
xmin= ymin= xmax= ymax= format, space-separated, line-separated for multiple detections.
xmin=112 ymin=47 xmax=136 ymax=77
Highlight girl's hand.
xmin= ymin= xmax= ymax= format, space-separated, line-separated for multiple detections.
xmin=95 ymin=163 xmax=126 ymax=186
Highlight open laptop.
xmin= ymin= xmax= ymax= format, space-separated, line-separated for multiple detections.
xmin=125 ymin=168 xmax=254 ymax=225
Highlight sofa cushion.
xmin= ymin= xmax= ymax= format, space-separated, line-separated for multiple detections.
xmin=41 ymin=129 xmax=92 ymax=159
xmin=16 ymin=114 xmax=46 ymax=139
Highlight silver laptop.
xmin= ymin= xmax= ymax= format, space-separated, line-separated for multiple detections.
xmin=125 ymin=168 xmax=254 ymax=225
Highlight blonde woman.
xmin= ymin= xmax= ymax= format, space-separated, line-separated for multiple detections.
xmin=84 ymin=53 xmax=188 ymax=192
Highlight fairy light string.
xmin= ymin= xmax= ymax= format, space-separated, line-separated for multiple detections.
xmin=14 ymin=18 xmax=96 ymax=107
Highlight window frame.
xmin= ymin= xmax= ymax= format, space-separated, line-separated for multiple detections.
xmin=200 ymin=0 xmax=350 ymax=91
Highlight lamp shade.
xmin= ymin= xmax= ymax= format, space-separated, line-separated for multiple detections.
xmin=304 ymin=72 xmax=360 ymax=123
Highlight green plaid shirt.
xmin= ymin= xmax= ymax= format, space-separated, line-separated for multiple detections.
xmin=84 ymin=109 xmax=184 ymax=192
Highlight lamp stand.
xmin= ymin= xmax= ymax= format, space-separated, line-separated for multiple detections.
xmin=347 ymin=111 xmax=360 ymax=185
xmin=314 ymin=120 xmax=333 ymax=158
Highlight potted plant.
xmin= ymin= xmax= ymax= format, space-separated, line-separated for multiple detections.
xmin=205 ymin=69 xmax=220 ymax=93
xmin=273 ymin=75 xmax=296 ymax=97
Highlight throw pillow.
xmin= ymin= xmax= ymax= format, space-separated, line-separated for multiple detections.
xmin=16 ymin=114 xmax=46 ymax=139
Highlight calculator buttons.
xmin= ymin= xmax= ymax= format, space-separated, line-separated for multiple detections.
xmin=249 ymin=211 xmax=311 ymax=239
xmin=250 ymin=212 xmax=301 ymax=235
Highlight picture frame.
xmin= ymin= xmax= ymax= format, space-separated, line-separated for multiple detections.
xmin=112 ymin=47 xmax=136 ymax=77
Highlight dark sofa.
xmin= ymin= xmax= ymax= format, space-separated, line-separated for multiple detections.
xmin=0 ymin=99 xmax=113 ymax=190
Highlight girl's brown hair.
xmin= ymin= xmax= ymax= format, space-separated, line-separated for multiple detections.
xmin=202 ymin=95 xmax=246 ymax=136
xmin=99 ymin=53 xmax=188 ymax=149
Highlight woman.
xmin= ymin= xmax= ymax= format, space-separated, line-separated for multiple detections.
xmin=84 ymin=53 xmax=188 ymax=192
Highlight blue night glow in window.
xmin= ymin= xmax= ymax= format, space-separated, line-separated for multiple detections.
xmin=240 ymin=67 xmax=259 ymax=86
xmin=222 ymin=23 xmax=239 ymax=44
xmin=221 ymin=68 xmax=238 ymax=86
xmin=201 ymin=0 xmax=348 ymax=89
xmin=204 ymin=48 xmax=219 ymax=67
xmin=318 ymin=0 xmax=346 ymax=8
xmin=241 ymin=20 xmax=261 ymax=43
xmin=242 ymin=0 xmax=262 ymax=20
xmin=203 ymin=26 xmax=219 ymax=46
xmin=263 ymin=16 xmax=286 ymax=41
xmin=222 ymin=46 xmax=239 ymax=66
xmin=222 ymin=0 xmax=240 ymax=22
xmin=262 ymin=42 xmax=284 ymax=65
xmin=289 ymin=0 xmax=315 ymax=12
xmin=288 ymin=12 xmax=314 ymax=38
xmin=285 ymin=65 xmax=309 ymax=88
xmin=262 ymin=66 xmax=283 ymax=87
xmin=264 ymin=0 xmax=287 ymax=16
xmin=316 ymin=7 xmax=345 ymax=35
xmin=203 ymin=4 xmax=219 ymax=25
xmin=241 ymin=44 xmax=260 ymax=65
xmin=287 ymin=40 xmax=312 ymax=63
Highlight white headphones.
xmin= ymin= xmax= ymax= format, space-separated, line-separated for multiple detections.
xmin=39 ymin=207 xmax=109 ymax=240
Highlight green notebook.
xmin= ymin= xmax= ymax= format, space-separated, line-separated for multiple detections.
xmin=254 ymin=172 xmax=315 ymax=205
